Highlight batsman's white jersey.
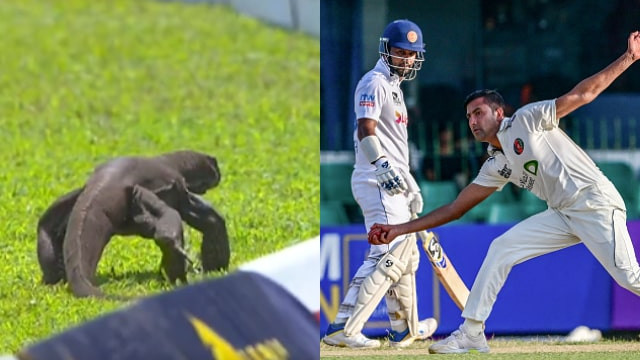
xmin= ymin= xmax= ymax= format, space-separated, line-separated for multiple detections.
xmin=464 ymin=99 xmax=640 ymax=322
xmin=351 ymin=59 xmax=412 ymax=248
xmin=334 ymin=59 xmax=416 ymax=323
xmin=353 ymin=59 xmax=410 ymax=175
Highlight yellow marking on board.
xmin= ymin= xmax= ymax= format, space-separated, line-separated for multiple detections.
xmin=188 ymin=315 xmax=243 ymax=360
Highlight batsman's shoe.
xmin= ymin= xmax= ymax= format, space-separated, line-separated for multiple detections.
xmin=322 ymin=323 xmax=381 ymax=348
xmin=389 ymin=318 xmax=438 ymax=348
xmin=428 ymin=324 xmax=489 ymax=354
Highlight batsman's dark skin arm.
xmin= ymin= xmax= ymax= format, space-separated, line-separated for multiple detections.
xmin=357 ymin=118 xmax=377 ymax=141
xmin=369 ymin=183 xmax=497 ymax=245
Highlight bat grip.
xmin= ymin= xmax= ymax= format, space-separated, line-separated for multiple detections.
xmin=410 ymin=212 xmax=430 ymax=242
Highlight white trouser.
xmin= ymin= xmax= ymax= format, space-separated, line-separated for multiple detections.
xmin=463 ymin=182 xmax=640 ymax=322
xmin=336 ymin=169 xmax=413 ymax=322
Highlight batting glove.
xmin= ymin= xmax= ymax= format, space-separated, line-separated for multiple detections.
xmin=403 ymin=170 xmax=423 ymax=214
xmin=374 ymin=157 xmax=407 ymax=195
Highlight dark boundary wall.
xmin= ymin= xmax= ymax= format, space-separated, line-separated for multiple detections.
xmin=320 ymin=221 xmax=640 ymax=337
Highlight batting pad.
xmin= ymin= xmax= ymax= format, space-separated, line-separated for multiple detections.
xmin=344 ymin=238 xmax=413 ymax=336
xmin=17 ymin=271 xmax=318 ymax=360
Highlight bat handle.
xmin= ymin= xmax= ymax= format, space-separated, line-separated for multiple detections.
xmin=410 ymin=212 xmax=430 ymax=242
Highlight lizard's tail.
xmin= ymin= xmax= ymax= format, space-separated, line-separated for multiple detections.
xmin=63 ymin=206 xmax=113 ymax=298
xmin=37 ymin=188 xmax=83 ymax=284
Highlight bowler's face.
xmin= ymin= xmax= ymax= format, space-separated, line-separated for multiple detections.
xmin=466 ymin=97 xmax=500 ymax=143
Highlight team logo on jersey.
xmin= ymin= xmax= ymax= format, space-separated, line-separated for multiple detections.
xmin=513 ymin=138 xmax=524 ymax=155
xmin=407 ymin=31 xmax=418 ymax=43
xmin=395 ymin=110 xmax=408 ymax=125
xmin=392 ymin=92 xmax=401 ymax=105
xmin=524 ymin=160 xmax=539 ymax=175
xmin=359 ymin=93 xmax=375 ymax=107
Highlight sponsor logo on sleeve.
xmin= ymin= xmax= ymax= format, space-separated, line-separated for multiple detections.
xmin=359 ymin=93 xmax=375 ymax=107
xmin=498 ymin=164 xmax=512 ymax=179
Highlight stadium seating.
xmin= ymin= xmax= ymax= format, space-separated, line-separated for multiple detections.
xmin=320 ymin=163 xmax=363 ymax=224
xmin=596 ymin=161 xmax=638 ymax=218
xmin=519 ymin=189 xmax=548 ymax=217
xmin=486 ymin=203 xmax=527 ymax=224
xmin=320 ymin=200 xmax=350 ymax=226
xmin=419 ymin=180 xmax=458 ymax=216
xmin=466 ymin=183 xmax=518 ymax=223
xmin=320 ymin=163 xmax=355 ymax=205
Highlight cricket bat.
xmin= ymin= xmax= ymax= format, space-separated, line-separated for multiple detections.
xmin=416 ymin=228 xmax=469 ymax=310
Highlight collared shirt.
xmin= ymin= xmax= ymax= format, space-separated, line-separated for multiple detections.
xmin=473 ymin=100 xmax=609 ymax=208
xmin=353 ymin=59 xmax=410 ymax=174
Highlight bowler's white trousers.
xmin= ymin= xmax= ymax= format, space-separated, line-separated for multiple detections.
xmin=463 ymin=182 xmax=640 ymax=322
xmin=335 ymin=169 xmax=414 ymax=322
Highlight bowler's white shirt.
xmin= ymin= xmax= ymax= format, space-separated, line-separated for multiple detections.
xmin=473 ymin=100 xmax=609 ymax=209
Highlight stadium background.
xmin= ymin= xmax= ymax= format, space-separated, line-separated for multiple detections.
xmin=320 ymin=0 xmax=640 ymax=339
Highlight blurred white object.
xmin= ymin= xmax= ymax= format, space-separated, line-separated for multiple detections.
xmin=240 ymin=237 xmax=319 ymax=314
xmin=564 ymin=325 xmax=602 ymax=342
xmin=0 ymin=356 xmax=18 ymax=360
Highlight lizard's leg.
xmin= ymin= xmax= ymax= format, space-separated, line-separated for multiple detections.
xmin=131 ymin=185 xmax=189 ymax=284
xmin=181 ymin=193 xmax=230 ymax=272
xmin=37 ymin=188 xmax=83 ymax=284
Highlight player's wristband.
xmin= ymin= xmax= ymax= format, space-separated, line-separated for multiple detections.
xmin=360 ymin=135 xmax=385 ymax=164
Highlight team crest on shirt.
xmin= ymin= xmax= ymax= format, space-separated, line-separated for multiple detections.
xmin=392 ymin=92 xmax=401 ymax=106
xmin=513 ymin=138 xmax=524 ymax=155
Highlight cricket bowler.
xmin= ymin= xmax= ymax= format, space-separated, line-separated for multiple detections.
xmin=369 ymin=30 xmax=640 ymax=353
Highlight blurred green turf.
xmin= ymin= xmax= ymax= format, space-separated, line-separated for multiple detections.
xmin=0 ymin=0 xmax=318 ymax=353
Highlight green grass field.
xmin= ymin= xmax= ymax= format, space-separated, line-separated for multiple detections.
xmin=0 ymin=0 xmax=318 ymax=353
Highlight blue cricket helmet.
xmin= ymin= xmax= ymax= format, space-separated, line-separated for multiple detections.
xmin=379 ymin=19 xmax=425 ymax=81
xmin=382 ymin=19 xmax=425 ymax=53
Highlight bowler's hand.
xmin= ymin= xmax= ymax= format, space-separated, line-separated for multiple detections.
xmin=628 ymin=31 xmax=640 ymax=61
xmin=368 ymin=223 xmax=400 ymax=245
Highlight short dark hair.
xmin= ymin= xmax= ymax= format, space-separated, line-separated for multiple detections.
xmin=464 ymin=89 xmax=506 ymax=110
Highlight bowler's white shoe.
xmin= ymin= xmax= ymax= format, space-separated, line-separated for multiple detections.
xmin=322 ymin=323 xmax=381 ymax=348
xmin=428 ymin=324 xmax=489 ymax=354
xmin=389 ymin=318 xmax=438 ymax=348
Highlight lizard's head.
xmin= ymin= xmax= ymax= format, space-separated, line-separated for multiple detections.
xmin=186 ymin=154 xmax=221 ymax=194
xmin=163 ymin=151 xmax=221 ymax=194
